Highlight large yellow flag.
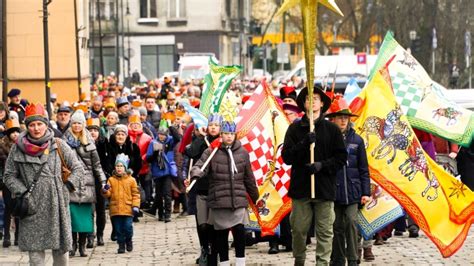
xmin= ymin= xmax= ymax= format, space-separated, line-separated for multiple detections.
xmin=350 ymin=71 xmax=474 ymax=257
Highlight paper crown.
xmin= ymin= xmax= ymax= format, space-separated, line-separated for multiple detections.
xmin=73 ymin=102 xmax=89 ymax=113
xmin=326 ymin=95 xmax=358 ymax=117
xmin=131 ymin=99 xmax=142 ymax=108
xmin=115 ymin=153 xmax=130 ymax=169
xmin=157 ymin=119 xmax=169 ymax=135
xmin=5 ymin=118 xmax=20 ymax=131
xmin=128 ymin=114 xmax=141 ymax=124
xmin=86 ymin=117 xmax=101 ymax=128
xmin=25 ymin=103 xmax=47 ymax=118
xmin=104 ymin=99 xmax=116 ymax=108
xmin=221 ymin=121 xmax=237 ymax=133
xmin=189 ymin=98 xmax=200 ymax=108
xmin=208 ymin=113 xmax=223 ymax=125
xmin=116 ymin=97 xmax=129 ymax=107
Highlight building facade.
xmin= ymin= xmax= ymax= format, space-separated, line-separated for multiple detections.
xmin=89 ymin=0 xmax=252 ymax=82
xmin=2 ymin=0 xmax=90 ymax=102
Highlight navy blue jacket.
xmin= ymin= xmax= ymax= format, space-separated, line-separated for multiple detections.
xmin=335 ymin=126 xmax=371 ymax=205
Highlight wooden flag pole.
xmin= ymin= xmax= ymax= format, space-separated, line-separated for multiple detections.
xmin=300 ymin=0 xmax=318 ymax=198
xmin=186 ymin=148 xmax=218 ymax=193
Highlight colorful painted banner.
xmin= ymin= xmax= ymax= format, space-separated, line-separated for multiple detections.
xmin=350 ymin=71 xmax=474 ymax=258
xmin=368 ymin=32 xmax=474 ymax=147
xmin=357 ymin=183 xmax=404 ymax=240
xmin=199 ymin=58 xmax=241 ymax=116
xmin=235 ymin=82 xmax=292 ymax=236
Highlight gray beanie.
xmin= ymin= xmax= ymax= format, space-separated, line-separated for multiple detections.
xmin=70 ymin=110 xmax=86 ymax=124
xmin=138 ymin=107 xmax=147 ymax=116
xmin=115 ymin=124 xmax=128 ymax=136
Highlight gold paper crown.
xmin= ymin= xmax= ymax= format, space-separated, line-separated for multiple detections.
xmin=131 ymin=99 xmax=142 ymax=108
xmin=86 ymin=117 xmax=101 ymax=128
xmin=25 ymin=103 xmax=47 ymax=118
xmin=5 ymin=118 xmax=20 ymax=131
xmin=128 ymin=114 xmax=141 ymax=124
xmin=74 ymin=102 xmax=89 ymax=113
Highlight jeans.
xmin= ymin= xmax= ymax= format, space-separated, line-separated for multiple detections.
xmin=2 ymin=187 xmax=19 ymax=241
xmin=111 ymin=216 xmax=133 ymax=244
xmin=152 ymin=176 xmax=172 ymax=218
xmin=331 ymin=204 xmax=358 ymax=264
xmin=291 ymin=198 xmax=335 ymax=266
xmin=29 ymin=250 xmax=68 ymax=266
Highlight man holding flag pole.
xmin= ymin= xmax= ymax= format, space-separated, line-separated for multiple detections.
xmin=282 ymin=85 xmax=347 ymax=265
xmin=278 ymin=0 xmax=346 ymax=265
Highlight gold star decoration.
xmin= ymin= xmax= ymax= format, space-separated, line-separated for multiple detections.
xmin=448 ymin=180 xmax=467 ymax=199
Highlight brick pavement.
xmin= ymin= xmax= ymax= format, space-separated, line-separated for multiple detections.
xmin=0 ymin=212 xmax=472 ymax=265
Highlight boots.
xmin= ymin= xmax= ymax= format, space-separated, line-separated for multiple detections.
xmin=363 ymin=247 xmax=375 ymax=261
xmin=78 ymin=233 xmax=88 ymax=257
xmin=126 ymin=240 xmax=133 ymax=252
xmin=97 ymin=235 xmax=104 ymax=246
xmin=268 ymin=241 xmax=279 ymax=254
xmin=69 ymin=233 xmax=77 ymax=257
xmin=197 ymin=247 xmax=208 ymax=266
xmin=86 ymin=234 xmax=94 ymax=248
xmin=118 ymin=242 xmax=126 ymax=254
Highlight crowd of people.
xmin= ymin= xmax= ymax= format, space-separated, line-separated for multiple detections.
xmin=0 ymin=72 xmax=472 ymax=266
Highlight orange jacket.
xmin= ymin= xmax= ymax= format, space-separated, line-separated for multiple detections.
xmin=102 ymin=174 xmax=140 ymax=217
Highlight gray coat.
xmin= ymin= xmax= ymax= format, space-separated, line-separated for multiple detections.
xmin=3 ymin=137 xmax=84 ymax=253
xmin=63 ymin=131 xmax=106 ymax=203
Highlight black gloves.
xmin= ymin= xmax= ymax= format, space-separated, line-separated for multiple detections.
xmin=305 ymin=162 xmax=322 ymax=174
xmin=301 ymin=132 xmax=316 ymax=146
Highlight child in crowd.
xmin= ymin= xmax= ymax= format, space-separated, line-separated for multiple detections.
xmin=102 ymin=153 xmax=141 ymax=254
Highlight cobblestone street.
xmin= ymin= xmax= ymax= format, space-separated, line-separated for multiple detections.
xmin=0 ymin=212 xmax=472 ymax=265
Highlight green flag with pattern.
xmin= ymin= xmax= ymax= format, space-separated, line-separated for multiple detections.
xmin=199 ymin=58 xmax=242 ymax=116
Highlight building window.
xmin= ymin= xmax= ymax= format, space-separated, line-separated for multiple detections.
xmin=141 ymin=45 xmax=175 ymax=80
xmin=94 ymin=0 xmax=115 ymax=20
xmin=168 ymin=0 xmax=186 ymax=19
xmin=92 ymin=47 xmax=117 ymax=76
xmin=140 ymin=0 xmax=157 ymax=18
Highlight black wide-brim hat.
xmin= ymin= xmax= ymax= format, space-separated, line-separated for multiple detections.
xmin=296 ymin=85 xmax=332 ymax=114
xmin=325 ymin=109 xmax=359 ymax=118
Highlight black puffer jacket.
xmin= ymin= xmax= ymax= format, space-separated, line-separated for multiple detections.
xmin=185 ymin=134 xmax=219 ymax=195
xmin=282 ymin=115 xmax=347 ymax=200
xmin=107 ymin=134 xmax=142 ymax=179
xmin=191 ymin=140 xmax=259 ymax=209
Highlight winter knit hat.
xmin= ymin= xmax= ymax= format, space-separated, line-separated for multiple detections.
xmin=138 ymin=107 xmax=147 ymax=116
xmin=70 ymin=109 xmax=86 ymax=124
xmin=115 ymin=153 xmax=130 ymax=169
xmin=115 ymin=124 xmax=128 ymax=136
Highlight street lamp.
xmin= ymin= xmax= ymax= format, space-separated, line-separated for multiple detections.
xmin=126 ymin=1 xmax=131 ymax=78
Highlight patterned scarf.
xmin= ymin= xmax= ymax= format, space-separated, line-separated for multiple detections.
xmin=17 ymin=128 xmax=54 ymax=157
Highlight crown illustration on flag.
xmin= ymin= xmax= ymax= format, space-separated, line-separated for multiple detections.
xmin=86 ymin=117 xmax=101 ymax=128
xmin=25 ymin=103 xmax=47 ymax=118
xmin=115 ymin=153 xmax=130 ymax=169
xmin=128 ymin=114 xmax=141 ymax=124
